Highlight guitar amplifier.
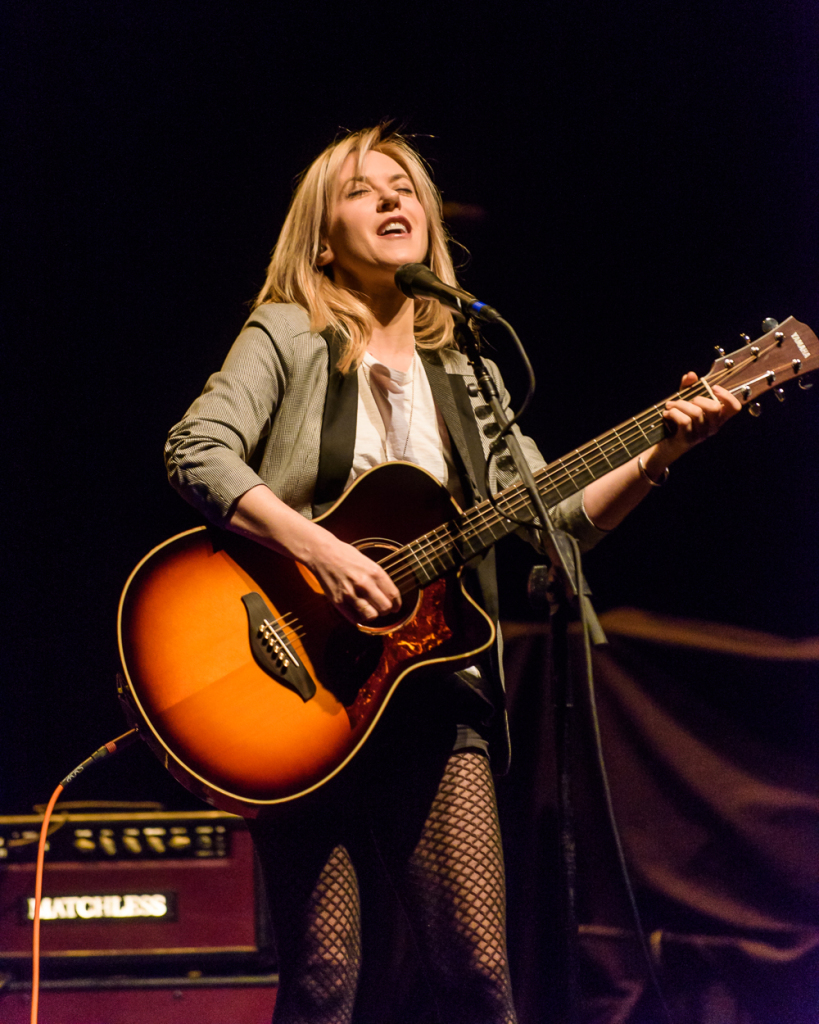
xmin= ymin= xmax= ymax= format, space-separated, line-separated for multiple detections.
xmin=0 ymin=809 xmax=274 ymax=975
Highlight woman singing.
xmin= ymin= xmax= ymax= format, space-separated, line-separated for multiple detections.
xmin=165 ymin=125 xmax=739 ymax=1024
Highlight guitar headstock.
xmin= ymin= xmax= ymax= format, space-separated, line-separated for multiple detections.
xmin=704 ymin=317 xmax=818 ymax=410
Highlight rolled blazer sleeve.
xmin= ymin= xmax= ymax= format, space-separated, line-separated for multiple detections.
xmin=165 ymin=322 xmax=288 ymax=525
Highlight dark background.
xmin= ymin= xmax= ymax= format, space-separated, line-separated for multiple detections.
xmin=4 ymin=1 xmax=818 ymax=813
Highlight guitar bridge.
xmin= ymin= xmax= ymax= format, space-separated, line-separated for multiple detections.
xmin=241 ymin=593 xmax=315 ymax=702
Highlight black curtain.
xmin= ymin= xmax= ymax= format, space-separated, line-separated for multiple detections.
xmin=498 ymin=610 xmax=819 ymax=1024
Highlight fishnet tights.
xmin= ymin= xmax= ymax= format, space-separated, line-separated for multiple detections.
xmin=270 ymin=751 xmax=517 ymax=1024
xmin=273 ymin=844 xmax=362 ymax=1024
xmin=400 ymin=750 xmax=517 ymax=1024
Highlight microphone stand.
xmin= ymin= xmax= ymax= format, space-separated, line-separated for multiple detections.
xmin=454 ymin=318 xmax=606 ymax=1024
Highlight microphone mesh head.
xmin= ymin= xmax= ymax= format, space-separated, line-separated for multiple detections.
xmin=394 ymin=263 xmax=430 ymax=299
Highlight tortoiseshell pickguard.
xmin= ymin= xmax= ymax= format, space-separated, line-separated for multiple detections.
xmin=345 ymin=579 xmax=451 ymax=727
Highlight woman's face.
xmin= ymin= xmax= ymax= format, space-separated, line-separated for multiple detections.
xmin=320 ymin=149 xmax=429 ymax=292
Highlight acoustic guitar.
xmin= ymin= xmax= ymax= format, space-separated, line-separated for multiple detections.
xmin=117 ymin=317 xmax=817 ymax=815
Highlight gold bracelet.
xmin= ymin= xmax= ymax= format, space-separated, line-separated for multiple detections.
xmin=638 ymin=456 xmax=669 ymax=488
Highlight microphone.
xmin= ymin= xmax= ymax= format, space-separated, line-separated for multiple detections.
xmin=395 ymin=264 xmax=501 ymax=322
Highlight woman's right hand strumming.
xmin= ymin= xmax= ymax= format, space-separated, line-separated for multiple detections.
xmin=227 ymin=482 xmax=401 ymax=625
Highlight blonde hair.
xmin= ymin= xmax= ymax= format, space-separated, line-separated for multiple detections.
xmin=253 ymin=126 xmax=459 ymax=373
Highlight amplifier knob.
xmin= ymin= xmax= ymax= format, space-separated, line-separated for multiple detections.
xmin=99 ymin=835 xmax=117 ymax=855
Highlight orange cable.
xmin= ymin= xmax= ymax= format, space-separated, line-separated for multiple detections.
xmin=30 ymin=782 xmax=64 ymax=1024
xmin=28 ymin=728 xmax=139 ymax=1024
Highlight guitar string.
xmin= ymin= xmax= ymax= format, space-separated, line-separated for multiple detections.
xmin=379 ymin=378 xmax=712 ymax=588
xmin=382 ymin=404 xmax=693 ymax=587
xmin=519 ymin=347 xmax=781 ymax=510
xmin=446 ymin=355 xmax=753 ymax=534
xmin=411 ymin=329 xmax=806 ymax=591
xmin=272 ymin=613 xmax=305 ymax=644
xmin=448 ymin=342 xmax=778 ymax=566
xmin=377 ymin=355 xmax=771 ymax=591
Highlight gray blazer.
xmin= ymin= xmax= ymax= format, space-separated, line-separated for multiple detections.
xmin=166 ymin=304 xmax=601 ymax=534
xmin=165 ymin=303 xmax=606 ymax=769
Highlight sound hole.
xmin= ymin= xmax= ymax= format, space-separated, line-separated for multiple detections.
xmin=354 ymin=538 xmax=420 ymax=633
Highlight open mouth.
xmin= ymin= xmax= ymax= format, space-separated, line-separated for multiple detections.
xmin=378 ymin=218 xmax=411 ymax=236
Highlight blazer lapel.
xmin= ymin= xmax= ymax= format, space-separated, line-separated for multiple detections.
xmin=421 ymin=351 xmax=500 ymax=624
xmin=313 ymin=330 xmax=358 ymax=516
xmin=419 ymin=350 xmax=486 ymax=505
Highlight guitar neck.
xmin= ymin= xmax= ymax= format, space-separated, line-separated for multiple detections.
xmin=381 ymin=315 xmax=818 ymax=594
xmin=386 ymin=381 xmax=708 ymax=592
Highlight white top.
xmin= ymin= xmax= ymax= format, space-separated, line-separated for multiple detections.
xmin=348 ymin=350 xmax=465 ymax=505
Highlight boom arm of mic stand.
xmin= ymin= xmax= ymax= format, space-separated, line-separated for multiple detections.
xmin=455 ymin=319 xmax=606 ymax=645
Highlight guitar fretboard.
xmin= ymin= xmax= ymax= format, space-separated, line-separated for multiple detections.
xmin=382 ymin=381 xmax=709 ymax=593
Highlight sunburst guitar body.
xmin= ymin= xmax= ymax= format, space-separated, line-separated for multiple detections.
xmin=118 ymin=463 xmax=495 ymax=815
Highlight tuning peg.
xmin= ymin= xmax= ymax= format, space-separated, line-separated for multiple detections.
xmin=774 ymin=388 xmax=786 ymax=402
xmin=714 ymin=346 xmax=725 ymax=357
xmin=761 ymin=317 xmax=780 ymax=332
xmin=739 ymin=333 xmax=751 ymax=344
xmin=798 ymin=377 xmax=814 ymax=391
xmin=748 ymin=402 xmax=763 ymax=417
